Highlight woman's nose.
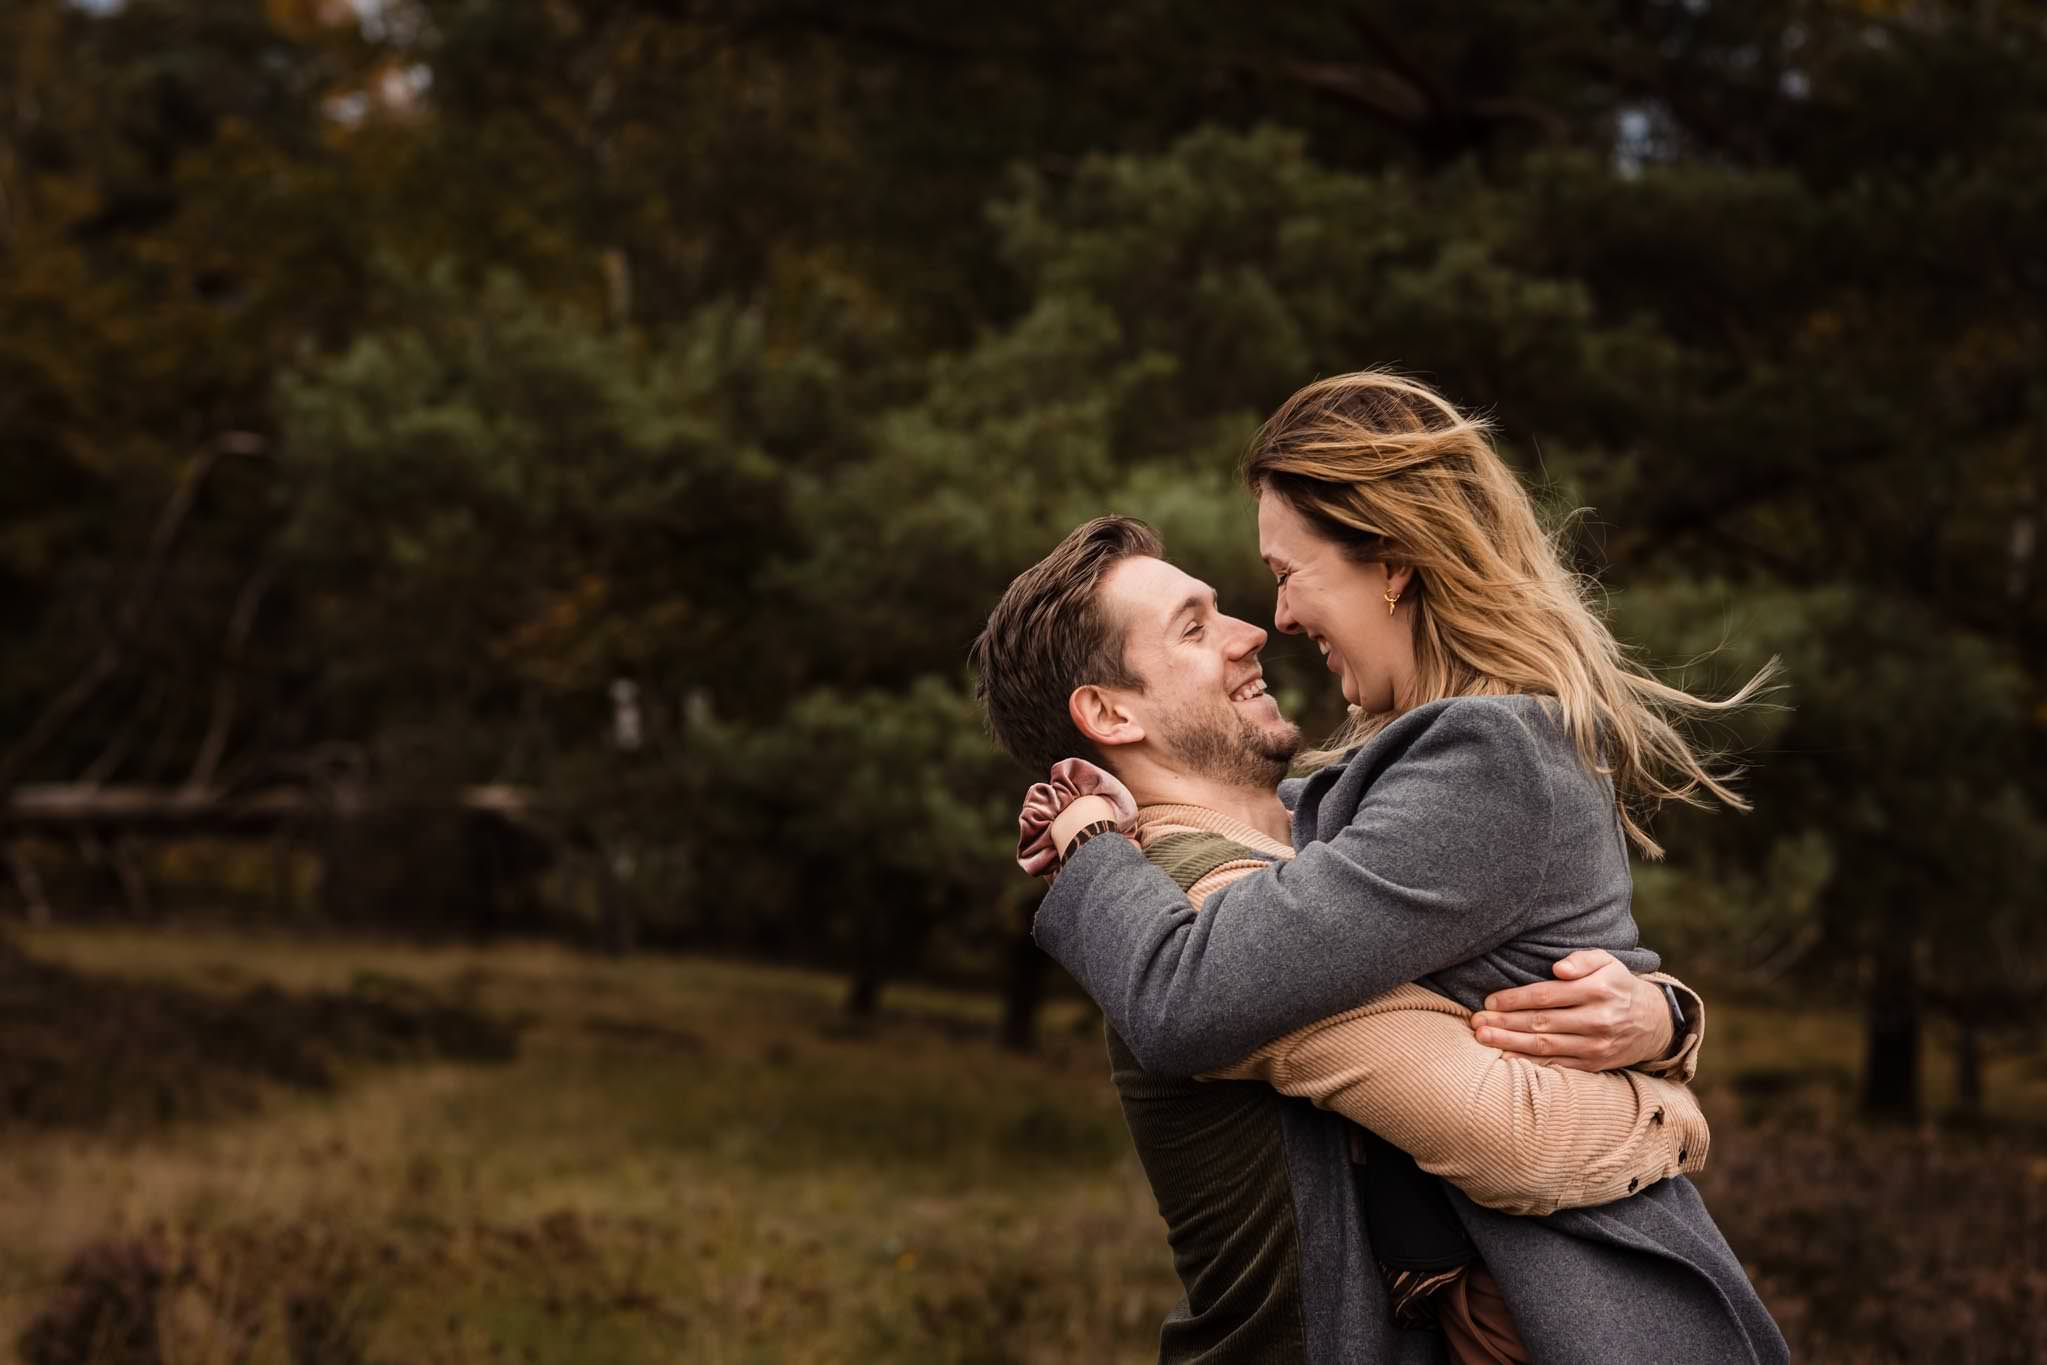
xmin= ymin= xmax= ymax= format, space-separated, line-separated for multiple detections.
xmin=1273 ymin=589 xmax=1300 ymax=635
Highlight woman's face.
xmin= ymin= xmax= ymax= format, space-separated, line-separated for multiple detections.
xmin=1256 ymin=490 xmax=1415 ymax=713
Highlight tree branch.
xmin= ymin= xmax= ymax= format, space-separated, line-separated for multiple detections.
xmin=1258 ymin=58 xmax=1430 ymax=124
xmin=0 ymin=433 xmax=263 ymax=794
xmin=78 ymin=678 xmax=168 ymax=787
xmin=1343 ymin=6 xmax=1454 ymax=115
xmin=184 ymin=562 xmax=277 ymax=793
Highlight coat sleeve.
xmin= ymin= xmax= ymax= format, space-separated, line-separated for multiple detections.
xmin=1034 ymin=702 xmax=1562 ymax=1075
xmin=1635 ymin=973 xmax=1707 ymax=1082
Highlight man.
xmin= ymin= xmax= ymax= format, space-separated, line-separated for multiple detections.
xmin=970 ymin=518 xmax=1778 ymax=1362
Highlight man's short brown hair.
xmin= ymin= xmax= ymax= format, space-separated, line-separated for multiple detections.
xmin=970 ymin=516 xmax=1163 ymax=775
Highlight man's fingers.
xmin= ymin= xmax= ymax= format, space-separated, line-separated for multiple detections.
xmin=1481 ymin=979 xmax=1598 ymax=1013
xmin=1483 ymin=956 xmax=1636 ymax=1013
xmin=1549 ymin=948 xmax=1618 ymax=980
xmin=1473 ymin=1005 xmax=1628 ymax=1035
xmin=1472 ymin=1025 xmax=1605 ymax=1059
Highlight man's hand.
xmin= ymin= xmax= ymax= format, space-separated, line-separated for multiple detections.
xmin=1468 ymin=949 xmax=1675 ymax=1072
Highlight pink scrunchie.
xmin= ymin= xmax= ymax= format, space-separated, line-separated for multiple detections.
xmin=1016 ymin=758 xmax=1139 ymax=877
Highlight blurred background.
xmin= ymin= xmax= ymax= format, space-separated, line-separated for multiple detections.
xmin=2 ymin=1 xmax=2044 ymax=1361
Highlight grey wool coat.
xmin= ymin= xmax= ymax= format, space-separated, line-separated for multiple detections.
xmin=1036 ymin=695 xmax=1789 ymax=1365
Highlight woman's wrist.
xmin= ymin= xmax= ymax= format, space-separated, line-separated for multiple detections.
xmin=1049 ymin=794 xmax=1122 ymax=861
xmin=1059 ymin=819 xmax=1119 ymax=865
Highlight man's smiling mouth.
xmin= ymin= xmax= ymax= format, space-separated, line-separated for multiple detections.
xmin=1230 ymin=677 xmax=1269 ymax=703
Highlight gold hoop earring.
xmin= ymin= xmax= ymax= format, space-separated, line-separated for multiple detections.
xmin=1384 ymin=587 xmax=1401 ymax=617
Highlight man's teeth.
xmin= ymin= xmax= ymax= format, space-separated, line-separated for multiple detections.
xmin=1231 ymin=679 xmax=1269 ymax=702
xmin=1316 ymin=639 xmax=1331 ymax=657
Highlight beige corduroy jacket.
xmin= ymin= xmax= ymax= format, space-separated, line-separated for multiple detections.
xmin=1127 ymin=802 xmax=1710 ymax=1217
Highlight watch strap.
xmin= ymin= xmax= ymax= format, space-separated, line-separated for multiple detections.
xmin=1660 ymin=981 xmax=1689 ymax=1060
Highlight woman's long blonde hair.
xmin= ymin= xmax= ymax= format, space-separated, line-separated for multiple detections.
xmin=1248 ymin=369 xmax=1776 ymax=859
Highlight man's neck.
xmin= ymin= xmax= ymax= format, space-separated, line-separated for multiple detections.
xmin=1121 ymin=765 xmax=1292 ymax=845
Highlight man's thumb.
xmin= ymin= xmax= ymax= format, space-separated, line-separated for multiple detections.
xmin=1552 ymin=948 xmax=1611 ymax=980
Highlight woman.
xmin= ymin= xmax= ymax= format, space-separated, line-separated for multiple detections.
xmin=1027 ymin=370 xmax=1785 ymax=1362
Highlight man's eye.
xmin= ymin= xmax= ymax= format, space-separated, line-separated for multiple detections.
xmin=1184 ymin=623 xmax=1203 ymax=639
xmin=1275 ymin=571 xmax=1292 ymax=587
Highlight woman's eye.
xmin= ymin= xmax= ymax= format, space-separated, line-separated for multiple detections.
xmin=1275 ymin=571 xmax=1292 ymax=587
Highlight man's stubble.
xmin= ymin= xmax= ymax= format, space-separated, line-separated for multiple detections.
xmin=1156 ymin=698 xmax=1302 ymax=793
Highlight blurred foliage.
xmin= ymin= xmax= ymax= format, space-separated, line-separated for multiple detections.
xmin=1 ymin=0 xmax=2043 ymax=1111
xmin=275 ymin=266 xmax=795 ymax=743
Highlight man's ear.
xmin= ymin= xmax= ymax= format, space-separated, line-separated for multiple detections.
xmin=1069 ymin=685 xmax=1144 ymax=752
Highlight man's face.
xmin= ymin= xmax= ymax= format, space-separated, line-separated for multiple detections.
xmin=1096 ymin=556 xmax=1301 ymax=788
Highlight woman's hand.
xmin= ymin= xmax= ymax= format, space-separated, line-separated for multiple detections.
xmin=1468 ymin=949 xmax=1675 ymax=1071
xmin=1016 ymin=758 xmax=1139 ymax=878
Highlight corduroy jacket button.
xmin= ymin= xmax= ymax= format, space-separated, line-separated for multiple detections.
xmin=1628 ymin=1177 xmax=1639 ymax=1192
xmin=1678 ymin=1147 xmax=1688 ymax=1162
xmin=1651 ymin=1107 xmax=1664 ymax=1125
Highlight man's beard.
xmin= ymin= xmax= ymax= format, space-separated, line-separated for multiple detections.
xmin=1156 ymin=699 xmax=1302 ymax=792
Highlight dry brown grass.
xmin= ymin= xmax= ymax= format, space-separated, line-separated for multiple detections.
xmin=4 ymin=927 xmax=2044 ymax=1363
xmin=2 ymin=930 xmax=1176 ymax=1363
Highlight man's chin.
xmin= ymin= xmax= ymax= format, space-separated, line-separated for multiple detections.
xmin=1157 ymin=707 xmax=1301 ymax=790
xmin=1241 ymin=728 xmax=1300 ymax=789
xmin=1257 ymin=721 xmax=1303 ymax=765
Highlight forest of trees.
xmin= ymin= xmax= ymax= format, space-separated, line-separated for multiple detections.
xmin=3 ymin=0 xmax=2042 ymax=1119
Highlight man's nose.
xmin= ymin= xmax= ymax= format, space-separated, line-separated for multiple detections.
xmin=1226 ymin=617 xmax=1269 ymax=657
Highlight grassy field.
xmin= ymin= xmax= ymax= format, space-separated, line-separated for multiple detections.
xmin=3 ymin=927 xmax=2044 ymax=1364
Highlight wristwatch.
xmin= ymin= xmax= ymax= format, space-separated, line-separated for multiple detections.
xmin=1659 ymin=982 xmax=1689 ymax=1060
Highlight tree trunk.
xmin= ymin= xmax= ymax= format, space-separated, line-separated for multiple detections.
xmin=845 ymin=876 xmax=933 ymax=1021
xmin=1954 ymin=1018 xmax=1984 ymax=1121
xmin=999 ymin=897 xmax=1045 ymax=1053
xmin=1861 ymin=940 xmax=1922 ymax=1121
xmin=269 ymin=833 xmax=296 ymax=917
xmin=843 ymin=967 xmax=883 ymax=1018
xmin=6 ymin=841 xmax=51 ymax=924
xmin=597 ymin=848 xmax=638 ymax=957
xmin=843 ymin=898 xmax=885 ymax=1019
xmin=111 ymin=836 xmax=152 ymax=920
